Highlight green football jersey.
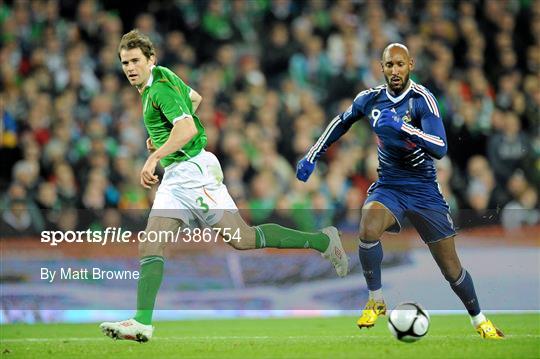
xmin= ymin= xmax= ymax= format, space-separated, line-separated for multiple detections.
xmin=141 ymin=66 xmax=207 ymax=167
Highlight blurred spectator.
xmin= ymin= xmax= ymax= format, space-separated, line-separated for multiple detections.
xmin=462 ymin=155 xmax=510 ymax=226
xmin=11 ymin=159 xmax=40 ymax=195
xmin=289 ymin=35 xmax=332 ymax=99
xmin=262 ymin=22 xmax=296 ymax=88
xmin=35 ymin=181 xmax=60 ymax=211
xmin=448 ymin=101 xmax=488 ymax=173
xmin=52 ymin=162 xmax=78 ymax=206
xmin=267 ymin=195 xmax=298 ymax=229
xmin=336 ymin=187 xmax=362 ymax=235
xmin=0 ymin=182 xmax=44 ymax=237
xmin=248 ymin=171 xmax=277 ymax=224
xmin=0 ymin=198 xmax=37 ymax=237
xmin=501 ymin=186 xmax=540 ymax=230
xmin=436 ymin=157 xmax=459 ymax=217
xmin=487 ymin=111 xmax=531 ymax=186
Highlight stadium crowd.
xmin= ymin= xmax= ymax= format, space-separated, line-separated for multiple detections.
xmin=1 ymin=0 xmax=539 ymax=237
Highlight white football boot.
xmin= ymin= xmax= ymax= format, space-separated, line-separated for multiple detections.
xmin=322 ymin=226 xmax=349 ymax=277
xmin=100 ymin=319 xmax=154 ymax=343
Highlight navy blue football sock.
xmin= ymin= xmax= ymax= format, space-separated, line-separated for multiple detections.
xmin=449 ymin=269 xmax=481 ymax=316
xmin=358 ymin=240 xmax=383 ymax=291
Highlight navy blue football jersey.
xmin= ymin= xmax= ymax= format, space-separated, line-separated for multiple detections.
xmin=307 ymin=81 xmax=447 ymax=184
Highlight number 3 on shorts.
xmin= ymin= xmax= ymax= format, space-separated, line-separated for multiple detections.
xmin=196 ymin=196 xmax=209 ymax=213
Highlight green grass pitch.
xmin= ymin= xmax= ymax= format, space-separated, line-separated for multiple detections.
xmin=1 ymin=314 xmax=538 ymax=358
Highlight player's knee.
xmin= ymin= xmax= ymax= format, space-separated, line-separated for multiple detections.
xmin=138 ymin=240 xmax=165 ymax=258
xmin=445 ymin=268 xmax=463 ymax=283
xmin=359 ymin=223 xmax=383 ymax=242
xmin=438 ymin=260 xmax=462 ymax=282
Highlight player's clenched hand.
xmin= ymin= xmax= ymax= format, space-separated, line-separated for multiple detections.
xmin=146 ymin=138 xmax=156 ymax=152
xmin=375 ymin=109 xmax=403 ymax=133
xmin=296 ymin=157 xmax=316 ymax=182
xmin=140 ymin=156 xmax=159 ymax=189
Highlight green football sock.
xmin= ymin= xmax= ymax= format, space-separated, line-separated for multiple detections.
xmin=133 ymin=255 xmax=164 ymax=325
xmin=254 ymin=224 xmax=330 ymax=253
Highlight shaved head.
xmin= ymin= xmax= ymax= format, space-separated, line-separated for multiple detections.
xmin=381 ymin=43 xmax=414 ymax=95
xmin=382 ymin=43 xmax=410 ymax=61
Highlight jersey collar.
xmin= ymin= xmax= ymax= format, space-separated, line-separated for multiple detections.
xmin=139 ymin=66 xmax=155 ymax=94
xmin=385 ymin=80 xmax=413 ymax=103
xmin=145 ymin=65 xmax=155 ymax=88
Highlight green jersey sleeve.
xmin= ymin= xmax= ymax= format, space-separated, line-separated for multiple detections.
xmin=152 ymin=83 xmax=192 ymax=124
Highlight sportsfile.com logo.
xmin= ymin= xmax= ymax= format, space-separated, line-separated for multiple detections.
xmin=40 ymin=227 xmax=241 ymax=246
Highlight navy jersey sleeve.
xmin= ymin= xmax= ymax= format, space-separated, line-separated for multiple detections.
xmin=403 ymin=86 xmax=447 ymax=159
xmin=306 ymin=91 xmax=372 ymax=163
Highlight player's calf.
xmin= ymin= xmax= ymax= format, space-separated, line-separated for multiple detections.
xmin=225 ymin=227 xmax=256 ymax=250
xmin=133 ymin=217 xmax=178 ymax=328
xmin=446 ymin=268 xmax=504 ymax=339
xmin=216 ymin=213 xmax=349 ymax=276
xmin=215 ymin=212 xmax=257 ymax=250
xmin=427 ymin=236 xmax=504 ymax=338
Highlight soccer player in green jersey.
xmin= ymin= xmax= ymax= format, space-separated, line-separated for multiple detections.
xmin=100 ymin=30 xmax=349 ymax=342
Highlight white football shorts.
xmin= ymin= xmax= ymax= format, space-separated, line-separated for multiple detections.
xmin=149 ymin=150 xmax=238 ymax=226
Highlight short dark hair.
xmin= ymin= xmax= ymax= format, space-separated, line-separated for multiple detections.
xmin=118 ymin=29 xmax=155 ymax=60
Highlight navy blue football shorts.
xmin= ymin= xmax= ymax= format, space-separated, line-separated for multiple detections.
xmin=364 ymin=181 xmax=457 ymax=244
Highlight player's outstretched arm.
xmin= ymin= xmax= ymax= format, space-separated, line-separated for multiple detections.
xmin=296 ymin=114 xmax=355 ymax=182
xmin=296 ymin=91 xmax=369 ymax=182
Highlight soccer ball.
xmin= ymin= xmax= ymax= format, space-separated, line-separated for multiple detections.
xmin=387 ymin=302 xmax=430 ymax=343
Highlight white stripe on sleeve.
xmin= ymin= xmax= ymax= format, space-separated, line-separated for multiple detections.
xmin=412 ymin=85 xmax=440 ymax=117
xmin=402 ymin=123 xmax=445 ymax=147
xmin=172 ymin=114 xmax=191 ymax=124
xmin=306 ymin=116 xmax=341 ymax=162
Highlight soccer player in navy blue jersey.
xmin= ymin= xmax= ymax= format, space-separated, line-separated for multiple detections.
xmin=296 ymin=43 xmax=504 ymax=339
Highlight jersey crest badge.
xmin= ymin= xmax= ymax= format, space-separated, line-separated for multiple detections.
xmin=402 ymin=110 xmax=412 ymax=123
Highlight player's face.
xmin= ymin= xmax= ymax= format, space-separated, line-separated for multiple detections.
xmin=120 ymin=48 xmax=155 ymax=89
xmin=381 ymin=47 xmax=414 ymax=95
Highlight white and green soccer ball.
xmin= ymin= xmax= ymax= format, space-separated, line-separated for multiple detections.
xmin=388 ymin=302 xmax=430 ymax=343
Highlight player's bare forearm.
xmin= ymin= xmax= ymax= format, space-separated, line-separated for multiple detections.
xmin=297 ymin=115 xmax=353 ymax=181
xmin=150 ymin=117 xmax=198 ymax=161
xmin=190 ymin=89 xmax=202 ymax=113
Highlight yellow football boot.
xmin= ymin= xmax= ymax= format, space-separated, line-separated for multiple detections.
xmin=476 ymin=320 xmax=505 ymax=339
xmin=357 ymin=299 xmax=386 ymax=329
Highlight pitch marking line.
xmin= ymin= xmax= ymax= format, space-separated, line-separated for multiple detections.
xmin=2 ymin=334 xmax=539 ymax=343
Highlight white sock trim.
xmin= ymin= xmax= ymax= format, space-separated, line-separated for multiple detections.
xmin=359 ymin=240 xmax=380 ymax=250
xmin=471 ymin=312 xmax=487 ymax=327
xmin=368 ymin=288 xmax=384 ymax=301
xmin=451 ymin=269 xmax=466 ymax=286
xmin=255 ymin=226 xmax=266 ymax=248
